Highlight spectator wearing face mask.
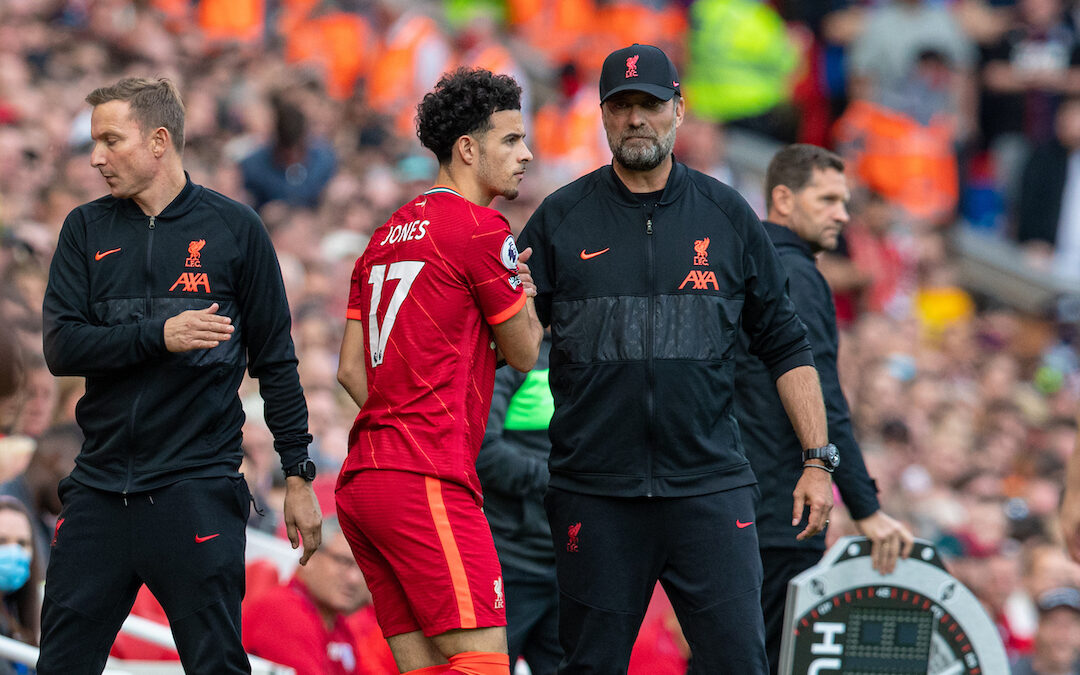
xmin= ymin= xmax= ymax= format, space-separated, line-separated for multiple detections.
xmin=0 ymin=495 xmax=43 ymax=672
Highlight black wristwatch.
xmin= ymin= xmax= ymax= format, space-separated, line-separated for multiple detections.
xmin=802 ymin=443 xmax=840 ymax=473
xmin=284 ymin=458 xmax=317 ymax=481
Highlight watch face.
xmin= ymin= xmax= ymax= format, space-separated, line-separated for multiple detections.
xmin=290 ymin=460 xmax=316 ymax=480
xmin=806 ymin=445 xmax=840 ymax=468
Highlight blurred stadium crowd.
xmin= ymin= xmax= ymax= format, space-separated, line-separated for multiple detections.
xmin=2 ymin=0 xmax=1080 ymax=673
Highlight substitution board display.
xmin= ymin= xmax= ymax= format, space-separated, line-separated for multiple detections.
xmin=778 ymin=536 xmax=1007 ymax=674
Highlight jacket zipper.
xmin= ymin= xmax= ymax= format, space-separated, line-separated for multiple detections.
xmin=644 ymin=204 xmax=656 ymax=497
xmin=126 ymin=215 xmax=156 ymax=496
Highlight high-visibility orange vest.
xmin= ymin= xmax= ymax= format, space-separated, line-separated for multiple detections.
xmin=366 ymin=13 xmax=453 ymax=136
xmin=460 ymin=42 xmax=513 ymax=75
xmin=833 ymin=100 xmax=958 ymax=224
xmin=599 ymin=2 xmax=687 ymax=55
xmin=460 ymin=41 xmax=532 ymax=107
xmin=285 ymin=13 xmax=375 ymax=100
xmin=533 ymin=91 xmax=607 ymax=181
xmin=197 ymin=0 xmax=264 ymax=43
xmin=506 ymin=0 xmax=596 ymax=65
xmin=506 ymin=0 xmax=543 ymax=28
xmin=573 ymin=3 xmax=687 ymax=73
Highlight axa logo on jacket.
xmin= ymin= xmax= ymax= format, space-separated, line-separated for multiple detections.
xmin=170 ymin=272 xmax=211 ymax=293
xmin=172 ymin=239 xmax=211 ymax=292
xmin=679 ymin=237 xmax=718 ymax=290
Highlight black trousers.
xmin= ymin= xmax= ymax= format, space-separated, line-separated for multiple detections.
xmin=759 ymin=547 xmax=823 ymax=675
xmin=37 ymin=476 xmax=251 ymax=674
xmin=545 ymin=486 xmax=767 ymax=675
xmin=501 ymin=560 xmax=561 ymax=675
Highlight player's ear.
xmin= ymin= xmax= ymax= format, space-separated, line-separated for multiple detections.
xmin=455 ymin=134 xmax=478 ymax=166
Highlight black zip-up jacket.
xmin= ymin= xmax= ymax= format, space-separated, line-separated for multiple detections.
xmin=519 ymin=160 xmax=814 ymax=498
xmin=476 ymin=335 xmax=553 ymax=576
xmin=43 ymin=177 xmax=311 ymax=494
xmin=735 ymin=222 xmax=879 ymax=550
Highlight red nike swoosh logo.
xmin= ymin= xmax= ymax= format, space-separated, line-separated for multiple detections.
xmin=580 ymin=248 xmax=610 ymax=260
xmin=195 ymin=533 xmax=220 ymax=543
xmin=736 ymin=520 xmax=754 ymax=529
xmin=95 ymin=247 xmax=121 ymax=261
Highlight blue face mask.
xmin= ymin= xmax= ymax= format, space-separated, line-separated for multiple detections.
xmin=0 ymin=544 xmax=31 ymax=593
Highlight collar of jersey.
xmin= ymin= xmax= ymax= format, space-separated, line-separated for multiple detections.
xmin=424 ymin=185 xmax=463 ymax=199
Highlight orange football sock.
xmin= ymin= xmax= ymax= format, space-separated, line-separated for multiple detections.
xmin=447 ymin=651 xmax=511 ymax=675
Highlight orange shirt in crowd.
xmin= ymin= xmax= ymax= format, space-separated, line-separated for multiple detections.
xmin=284 ymin=12 xmax=376 ymax=100
xmin=367 ymin=12 xmax=454 ymax=137
xmin=834 ymin=100 xmax=959 ymax=225
xmin=197 ymin=0 xmax=264 ymax=43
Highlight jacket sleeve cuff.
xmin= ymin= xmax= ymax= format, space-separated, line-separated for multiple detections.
xmin=143 ymin=317 xmax=169 ymax=355
xmin=846 ymin=496 xmax=882 ymax=522
xmin=767 ymin=344 xmax=815 ymax=382
xmin=842 ymin=478 xmax=881 ymax=521
xmin=276 ymin=444 xmax=311 ymax=473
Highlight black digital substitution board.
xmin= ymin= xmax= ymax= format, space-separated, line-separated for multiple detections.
xmin=778 ymin=537 xmax=1008 ymax=674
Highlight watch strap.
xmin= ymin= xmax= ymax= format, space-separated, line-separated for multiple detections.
xmin=284 ymin=458 xmax=316 ymax=480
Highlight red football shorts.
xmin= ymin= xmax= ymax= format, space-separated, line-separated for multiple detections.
xmin=335 ymin=469 xmax=506 ymax=638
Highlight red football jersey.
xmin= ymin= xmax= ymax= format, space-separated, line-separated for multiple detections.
xmin=339 ymin=186 xmax=526 ymax=500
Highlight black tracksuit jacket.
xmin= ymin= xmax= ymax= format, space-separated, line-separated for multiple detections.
xmin=476 ymin=335 xmax=554 ymax=576
xmin=519 ymin=160 xmax=815 ymax=499
xmin=42 ymin=177 xmax=310 ymax=494
xmin=735 ymin=222 xmax=879 ymax=550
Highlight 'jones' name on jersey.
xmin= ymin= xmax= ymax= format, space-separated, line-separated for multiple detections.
xmin=379 ymin=219 xmax=429 ymax=246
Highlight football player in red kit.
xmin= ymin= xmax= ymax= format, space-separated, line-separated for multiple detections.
xmin=335 ymin=68 xmax=543 ymax=675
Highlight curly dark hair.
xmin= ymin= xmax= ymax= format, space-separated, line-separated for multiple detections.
xmin=416 ymin=68 xmax=523 ymax=165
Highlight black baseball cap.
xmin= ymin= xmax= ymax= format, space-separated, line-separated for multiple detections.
xmin=599 ymin=44 xmax=681 ymax=103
